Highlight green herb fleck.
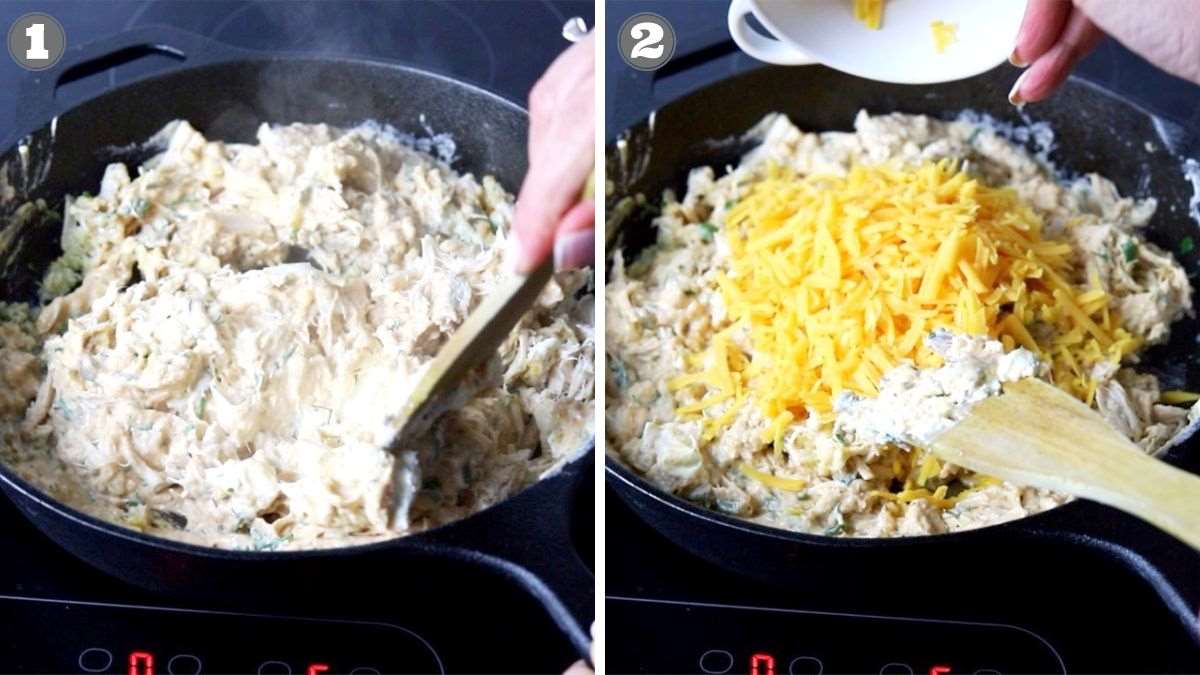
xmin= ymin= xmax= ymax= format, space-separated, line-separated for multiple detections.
xmin=250 ymin=531 xmax=292 ymax=551
xmin=795 ymin=492 xmax=811 ymax=501
xmin=1181 ymin=237 xmax=1195 ymax=255
xmin=1122 ymin=240 xmax=1138 ymax=264
xmin=130 ymin=197 xmax=150 ymax=217
xmin=52 ymin=397 xmax=72 ymax=421
xmin=698 ymin=222 xmax=718 ymax=241
xmin=609 ymin=357 xmax=630 ymax=389
xmin=823 ymin=521 xmax=846 ymax=536
xmin=195 ymin=396 xmax=207 ymax=419
xmin=967 ymin=127 xmax=983 ymax=145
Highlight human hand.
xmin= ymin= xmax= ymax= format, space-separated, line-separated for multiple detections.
xmin=1009 ymin=0 xmax=1200 ymax=104
xmin=562 ymin=631 xmax=596 ymax=675
xmin=509 ymin=32 xmax=595 ymax=273
xmin=562 ymin=659 xmax=593 ymax=675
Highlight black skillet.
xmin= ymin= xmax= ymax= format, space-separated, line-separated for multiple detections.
xmin=605 ymin=31 xmax=1200 ymax=643
xmin=0 ymin=25 xmax=593 ymax=661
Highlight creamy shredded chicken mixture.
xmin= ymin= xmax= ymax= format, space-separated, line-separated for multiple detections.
xmin=0 ymin=120 xmax=594 ymax=550
xmin=607 ymin=111 xmax=1196 ymax=537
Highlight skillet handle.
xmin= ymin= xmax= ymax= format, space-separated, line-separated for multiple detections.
xmin=1020 ymin=506 xmax=1200 ymax=642
xmin=14 ymin=25 xmax=241 ymax=141
xmin=609 ymin=23 xmax=741 ymax=136
xmin=422 ymin=450 xmax=595 ymax=663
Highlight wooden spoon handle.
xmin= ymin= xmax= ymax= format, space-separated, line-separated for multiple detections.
xmin=1085 ymin=450 xmax=1200 ymax=552
xmin=934 ymin=378 xmax=1200 ymax=551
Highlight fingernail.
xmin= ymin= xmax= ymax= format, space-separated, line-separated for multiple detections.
xmin=503 ymin=236 xmax=534 ymax=274
xmin=1008 ymin=48 xmax=1028 ymax=68
xmin=553 ymin=228 xmax=594 ymax=271
xmin=1008 ymin=70 xmax=1028 ymax=105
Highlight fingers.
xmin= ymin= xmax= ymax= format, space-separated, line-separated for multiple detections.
xmin=511 ymin=35 xmax=596 ymax=274
xmin=1010 ymin=5 xmax=1104 ymax=104
xmin=511 ymin=112 xmax=594 ymax=272
xmin=1075 ymin=0 xmax=1200 ymax=84
xmin=528 ymin=33 xmax=595 ymax=179
xmin=562 ymin=660 xmax=594 ymax=675
xmin=1012 ymin=0 xmax=1072 ymax=67
xmin=552 ymin=201 xmax=596 ymax=270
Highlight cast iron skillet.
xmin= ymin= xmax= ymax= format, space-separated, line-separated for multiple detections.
xmin=605 ymin=34 xmax=1200 ymax=643
xmin=0 ymin=26 xmax=592 ymax=660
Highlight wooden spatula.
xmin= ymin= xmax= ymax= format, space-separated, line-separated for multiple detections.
xmin=930 ymin=378 xmax=1200 ymax=550
xmin=384 ymin=171 xmax=595 ymax=526
xmin=384 ymin=258 xmax=553 ymax=524
xmin=391 ymin=257 xmax=553 ymax=438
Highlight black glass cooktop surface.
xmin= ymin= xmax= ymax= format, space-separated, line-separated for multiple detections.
xmin=0 ymin=494 xmax=586 ymax=675
xmin=606 ymin=487 xmax=1200 ymax=674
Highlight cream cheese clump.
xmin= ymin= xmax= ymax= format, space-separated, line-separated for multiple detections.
xmin=834 ymin=330 xmax=1044 ymax=449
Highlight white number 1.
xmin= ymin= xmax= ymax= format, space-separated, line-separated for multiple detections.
xmin=629 ymin=21 xmax=665 ymax=60
xmin=25 ymin=23 xmax=49 ymax=60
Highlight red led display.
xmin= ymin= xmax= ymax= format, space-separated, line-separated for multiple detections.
xmin=307 ymin=664 xmax=330 ymax=675
xmin=129 ymin=651 xmax=154 ymax=675
xmin=930 ymin=666 xmax=952 ymax=675
xmin=750 ymin=653 xmax=776 ymax=675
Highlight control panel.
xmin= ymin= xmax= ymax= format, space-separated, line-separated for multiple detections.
xmin=606 ymin=596 xmax=1066 ymax=675
xmin=0 ymin=595 xmax=442 ymax=674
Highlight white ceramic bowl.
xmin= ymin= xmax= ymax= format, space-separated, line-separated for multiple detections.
xmin=728 ymin=0 xmax=1025 ymax=84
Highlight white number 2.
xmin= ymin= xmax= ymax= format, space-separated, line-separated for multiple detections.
xmin=25 ymin=23 xmax=49 ymax=61
xmin=629 ymin=21 xmax=665 ymax=60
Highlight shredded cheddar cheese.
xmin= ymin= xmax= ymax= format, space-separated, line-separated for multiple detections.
xmin=669 ymin=161 xmax=1140 ymax=448
xmin=853 ymin=0 xmax=885 ymax=29
xmin=915 ymin=453 xmax=941 ymax=487
xmin=1162 ymin=390 xmax=1200 ymax=404
xmin=931 ymin=20 xmax=958 ymax=53
xmin=873 ymin=469 xmax=1001 ymax=509
xmin=873 ymin=486 xmax=955 ymax=509
xmin=739 ymin=462 xmax=807 ymax=491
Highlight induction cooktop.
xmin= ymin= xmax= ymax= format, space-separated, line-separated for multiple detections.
xmin=0 ymin=2 xmax=593 ymax=673
xmin=0 ymin=489 xmax=595 ymax=674
xmin=605 ymin=486 xmax=1200 ymax=675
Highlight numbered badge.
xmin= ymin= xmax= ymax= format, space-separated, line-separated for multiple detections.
xmin=618 ymin=12 xmax=676 ymax=72
xmin=7 ymin=13 xmax=66 ymax=71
